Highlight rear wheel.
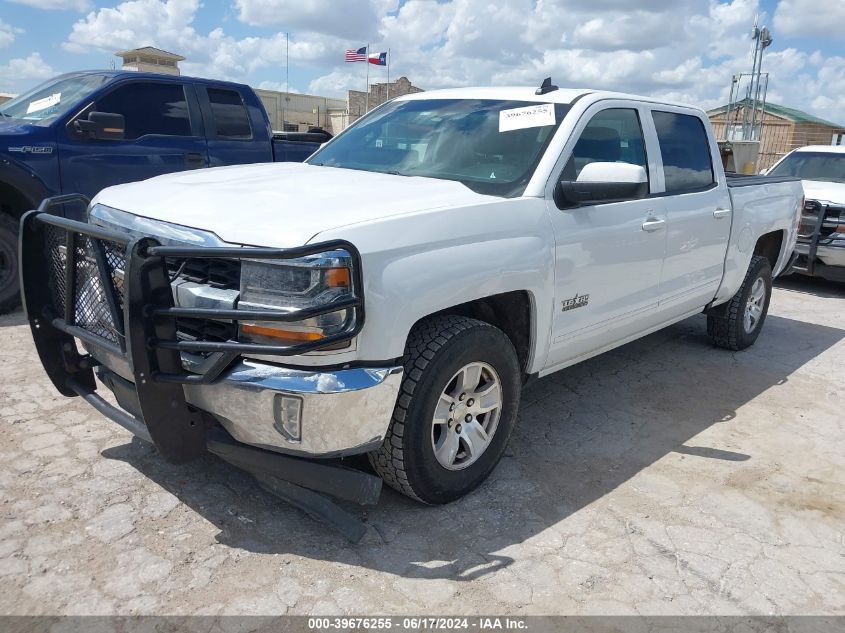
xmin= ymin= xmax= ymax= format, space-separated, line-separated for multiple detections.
xmin=0 ymin=213 xmax=21 ymax=315
xmin=707 ymin=255 xmax=772 ymax=351
xmin=369 ymin=315 xmax=521 ymax=504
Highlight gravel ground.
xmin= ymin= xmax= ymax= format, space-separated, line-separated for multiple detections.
xmin=0 ymin=275 xmax=843 ymax=616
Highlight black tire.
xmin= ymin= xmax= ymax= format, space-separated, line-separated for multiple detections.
xmin=707 ymin=255 xmax=772 ymax=351
xmin=0 ymin=213 xmax=21 ymax=315
xmin=368 ymin=315 xmax=521 ymax=504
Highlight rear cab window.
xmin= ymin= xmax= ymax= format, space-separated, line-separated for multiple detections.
xmin=652 ymin=111 xmax=715 ymax=193
xmin=207 ymin=88 xmax=252 ymax=139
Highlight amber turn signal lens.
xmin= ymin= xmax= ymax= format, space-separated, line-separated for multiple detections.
xmin=241 ymin=324 xmax=324 ymax=342
xmin=324 ymin=267 xmax=351 ymax=288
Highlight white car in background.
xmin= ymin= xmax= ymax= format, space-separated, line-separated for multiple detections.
xmin=768 ymin=145 xmax=845 ymax=282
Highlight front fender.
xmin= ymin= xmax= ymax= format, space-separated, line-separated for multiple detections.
xmin=315 ymin=198 xmax=556 ymax=373
xmin=0 ymin=154 xmax=54 ymax=212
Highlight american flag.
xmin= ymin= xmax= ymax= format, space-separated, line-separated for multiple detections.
xmin=345 ymin=46 xmax=367 ymax=62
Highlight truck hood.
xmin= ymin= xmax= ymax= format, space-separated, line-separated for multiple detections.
xmin=0 ymin=119 xmax=38 ymax=137
xmin=94 ymin=162 xmax=496 ymax=247
xmin=802 ymin=180 xmax=845 ymax=206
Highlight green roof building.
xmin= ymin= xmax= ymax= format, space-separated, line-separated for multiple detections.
xmin=708 ymin=98 xmax=845 ymax=169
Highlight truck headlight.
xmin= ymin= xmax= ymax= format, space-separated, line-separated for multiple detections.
xmin=238 ymin=249 xmax=356 ymax=348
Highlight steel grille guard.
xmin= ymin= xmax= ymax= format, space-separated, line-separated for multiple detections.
xmin=20 ymin=194 xmax=364 ymax=462
xmin=19 ymin=195 xmax=377 ymax=541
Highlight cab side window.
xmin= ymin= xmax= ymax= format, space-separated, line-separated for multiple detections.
xmin=95 ymin=82 xmax=192 ymax=140
xmin=561 ymin=108 xmax=648 ymax=182
xmin=652 ymin=111 xmax=714 ymax=192
xmin=207 ymin=88 xmax=252 ymax=139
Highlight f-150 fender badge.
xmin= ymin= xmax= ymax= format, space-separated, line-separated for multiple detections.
xmin=8 ymin=146 xmax=54 ymax=154
xmin=561 ymin=293 xmax=589 ymax=312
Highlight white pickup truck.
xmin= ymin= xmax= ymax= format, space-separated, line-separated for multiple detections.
xmin=21 ymin=83 xmax=803 ymax=515
xmin=766 ymin=145 xmax=845 ymax=282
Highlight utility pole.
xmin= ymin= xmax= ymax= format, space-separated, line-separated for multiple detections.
xmin=746 ymin=18 xmax=772 ymax=141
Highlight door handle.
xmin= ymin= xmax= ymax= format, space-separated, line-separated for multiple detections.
xmin=185 ymin=152 xmax=205 ymax=165
xmin=713 ymin=208 xmax=731 ymax=219
xmin=641 ymin=217 xmax=666 ymax=232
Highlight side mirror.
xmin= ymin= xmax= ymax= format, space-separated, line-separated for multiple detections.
xmin=73 ymin=111 xmax=125 ymax=140
xmin=556 ymin=162 xmax=648 ymax=207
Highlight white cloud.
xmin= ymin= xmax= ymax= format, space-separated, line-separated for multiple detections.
xmin=774 ymin=0 xmax=845 ymax=38
xmin=64 ymin=0 xmax=202 ymax=54
xmin=234 ymin=0 xmax=395 ymax=39
xmin=52 ymin=0 xmax=845 ymax=126
xmin=0 ymin=19 xmax=21 ymax=50
xmin=6 ymin=0 xmax=92 ymax=10
xmin=0 ymin=53 xmax=55 ymax=90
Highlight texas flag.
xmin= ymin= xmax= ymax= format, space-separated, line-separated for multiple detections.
xmin=368 ymin=51 xmax=388 ymax=66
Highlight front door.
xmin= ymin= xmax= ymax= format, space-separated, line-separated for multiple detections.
xmin=58 ymin=79 xmax=208 ymax=219
xmin=544 ymin=105 xmax=667 ymax=371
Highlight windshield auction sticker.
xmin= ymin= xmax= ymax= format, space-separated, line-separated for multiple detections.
xmin=26 ymin=92 xmax=61 ymax=114
xmin=499 ymin=103 xmax=555 ymax=132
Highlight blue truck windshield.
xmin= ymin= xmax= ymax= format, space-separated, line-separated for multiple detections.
xmin=0 ymin=74 xmax=109 ymax=125
xmin=308 ymin=98 xmax=569 ymax=197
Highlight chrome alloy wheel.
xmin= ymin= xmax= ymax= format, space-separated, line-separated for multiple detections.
xmin=431 ymin=361 xmax=502 ymax=471
xmin=744 ymin=276 xmax=766 ymax=334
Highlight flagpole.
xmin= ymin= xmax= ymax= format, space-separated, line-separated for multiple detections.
xmin=284 ymin=32 xmax=289 ymax=129
xmin=386 ymin=48 xmax=390 ymax=100
xmin=364 ymin=43 xmax=370 ymax=114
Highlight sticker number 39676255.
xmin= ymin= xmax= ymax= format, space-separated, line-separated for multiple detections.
xmin=499 ymin=103 xmax=556 ymax=133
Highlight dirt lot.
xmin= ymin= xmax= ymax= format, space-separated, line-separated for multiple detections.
xmin=0 ymin=276 xmax=843 ymax=616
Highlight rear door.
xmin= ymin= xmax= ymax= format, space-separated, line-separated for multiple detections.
xmin=59 ymin=79 xmax=208 ymax=214
xmin=649 ymin=109 xmax=732 ymax=318
xmin=197 ymin=86 xmax=273 ymax=167
xmin=544 ymin=102 xmax=668 ymax=370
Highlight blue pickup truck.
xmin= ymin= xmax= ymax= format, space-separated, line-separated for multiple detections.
xmin=0 ymin=70 xmax=331 ymax=312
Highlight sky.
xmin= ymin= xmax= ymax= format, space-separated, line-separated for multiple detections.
xmin=1 ymin=0 xmax=844 ymax=124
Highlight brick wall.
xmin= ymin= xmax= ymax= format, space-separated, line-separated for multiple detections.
xmin=348 ymin=76 xmax=423 ymax=122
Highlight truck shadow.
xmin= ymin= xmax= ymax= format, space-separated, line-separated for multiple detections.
xmin=102 ymin=313 xmax=844 ymax=581
xmin=0 ymin=308 xmax=27 ymax=328
xmin=775 ymin=274 xmax=845 ymax=298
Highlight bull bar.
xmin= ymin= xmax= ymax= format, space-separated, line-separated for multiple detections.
xmin=19 ymin=194 xmax=380 ymax=541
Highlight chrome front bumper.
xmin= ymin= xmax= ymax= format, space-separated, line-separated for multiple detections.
xmin=87 ymin=343 xmax=402 ymax=458
xmin=183 ymin=361 xmax=403 ymax=457
xmin=795 ymin=240 xmax=845 ymax=268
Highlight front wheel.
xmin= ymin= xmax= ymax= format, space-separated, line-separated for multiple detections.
xmin=707 ymin=255 xmax=772 ymax=350
xmin=0 ymin=213 xmax=21 ymax=315
xmin=369 ymin=315 xmax=521 ymax=504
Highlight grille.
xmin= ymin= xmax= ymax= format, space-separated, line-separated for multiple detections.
xmin=44 ymin=224 xmax=126 ymax=346
xmin=800 ymin=203 xmax=843 ymax=240
xmin=166 ymin=257 xmax=240 ymax=290
xmin=44 ymin=224 xmax=241 ymax=351
xmin=175 ymin=317 xmax=237 ymax=343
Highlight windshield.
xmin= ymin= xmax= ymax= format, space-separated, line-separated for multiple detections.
xmin=308 ymin=98 xmax=569 ymax=197
xmin=0 ymin=74 xmax=109 ymax=125
xmin=769 ymin=151 xmax=845 ymax=184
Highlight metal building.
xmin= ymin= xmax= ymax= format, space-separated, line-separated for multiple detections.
xmin=709 ymin=99 xmax=845 ymax=170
